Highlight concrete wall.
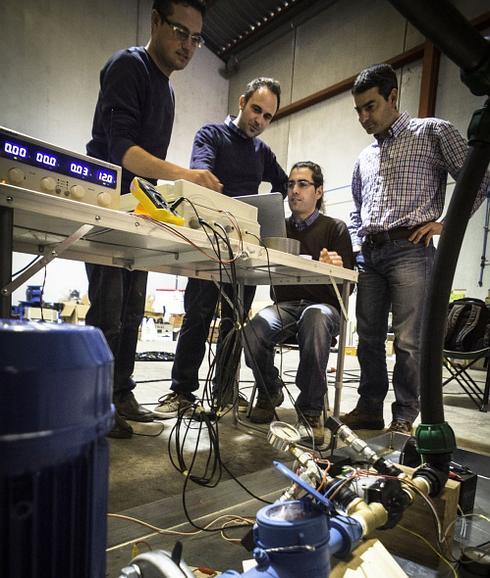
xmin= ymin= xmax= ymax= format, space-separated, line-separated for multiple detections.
xmin=229 ymin=0 xmax=490 ymax=302
xmin=1 ymin=0 xmax=229 ymax=307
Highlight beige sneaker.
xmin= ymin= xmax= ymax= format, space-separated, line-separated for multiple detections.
xmin=153 ymin=392 xmax=194 ymax=419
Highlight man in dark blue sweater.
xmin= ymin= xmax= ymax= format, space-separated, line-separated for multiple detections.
xmin=85 ymin=0 xmax=221 ymax=438
xmin=154 ymin=77 xmax=288 ymax=418
xmin=243 ymin=162 xmax=354 ymax=447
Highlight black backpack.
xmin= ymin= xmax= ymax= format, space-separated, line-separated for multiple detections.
xmin=445 ymin=298 xmax=490 ymax=352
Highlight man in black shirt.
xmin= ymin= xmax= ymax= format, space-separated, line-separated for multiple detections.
xmin=243 ymin=162 xmax=354 ymax=446
xmin=85 ymin=0 xmax=221 ymax=438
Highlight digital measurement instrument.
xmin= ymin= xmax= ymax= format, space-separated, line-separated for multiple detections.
xmin=0 ymin=126 xmax=121 ymax=208
xmin=130 ymin=177 xmax=185 ymax=225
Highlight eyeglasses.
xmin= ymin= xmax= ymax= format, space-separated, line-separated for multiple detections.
xmin=287 ymin=179 xmax=316 ymax=190
xmin=161 ymin=15 xmax=205 ymax=48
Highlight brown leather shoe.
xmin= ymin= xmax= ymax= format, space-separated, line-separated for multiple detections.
xmin=341 ymin=407 xmax=384 ymax=430
xmin=297 ymin=414 xmax=325 ymax=446
xmin=387 ymin=419 xmax=413 ymax=435
xmin=107 ymin=411 xmax=133 ymax=439
xmin=249 ymin=389 xmax=284 ymax=424
xmin=115 ymin=391 xmax=154 ymax=422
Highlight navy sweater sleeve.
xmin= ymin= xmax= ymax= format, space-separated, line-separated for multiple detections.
xmin=261 ymin=143 xmax=288 ymax=197
xmin=189 ymin=125 xmax=218 ymax=172
xmin=99 ymin=52 xmax=148 ymax=165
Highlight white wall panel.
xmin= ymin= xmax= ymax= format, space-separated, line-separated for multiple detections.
xmin=292 ymin=0 xmax=423 ymax=101
xmin=0 ymin=0 xmax=138 ymax=153
xmin=2 ymin=0 xmax=228 ymax=306
xmin=227 ymin=31 xmax=295 ymax=115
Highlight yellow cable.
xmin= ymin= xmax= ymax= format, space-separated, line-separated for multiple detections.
xmin=398 ymin=525 xmax=458 ymax=578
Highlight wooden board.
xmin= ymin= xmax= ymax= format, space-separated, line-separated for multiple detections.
xmin=371 ymin=466 xmax=460 ymax=569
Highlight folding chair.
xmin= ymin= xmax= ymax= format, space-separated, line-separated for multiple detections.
xmin=442 ymin=347 xmax=490 ymax=412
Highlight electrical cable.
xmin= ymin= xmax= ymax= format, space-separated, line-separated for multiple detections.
xmin=12 ymin=255 xmax=41 ymax=277
xmin=397 ymin=525 xmax=458 ymax=577
xmin=161 ymin=214 xmax=278 ymax=531
xmin=159 ymin=201 xmax=360 ymax=525
xmin=106 ymin=512 xmax=255 ymax=552
xmin=39 ymin=265 xmax=47 ymax=322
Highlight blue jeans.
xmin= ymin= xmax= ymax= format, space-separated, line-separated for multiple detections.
xmin=85 ymin=264 xmax=147 ymax=398
xmin=243 ymin=300 xmax=340 ymax=416
xmin=356 ymin=239 xmax=435 ymax=422
xmin=171 ymin=278 xmax=256 ymax=395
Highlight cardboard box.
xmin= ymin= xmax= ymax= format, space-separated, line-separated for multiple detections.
xmin=170 ymin=313 xmax=184 ymax=329
xmin=208 ymin=321 xmax=220 ymax=344
xmin=24 ymin=307 xmax=59 ymax=322
xmin=60 ymin=302 xmax=90 ymax=324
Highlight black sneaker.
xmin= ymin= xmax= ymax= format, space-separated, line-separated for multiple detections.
xmin=107 ymin=411 xmax=133 ymax=439
xmin=249 ymin=389 xmax=284 ymax=424
xmin=341 ymin=407 xmax=384 ymax=430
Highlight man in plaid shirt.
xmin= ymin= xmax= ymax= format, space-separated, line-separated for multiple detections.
xmin=343 ymin=63 xmax=490 ymax=434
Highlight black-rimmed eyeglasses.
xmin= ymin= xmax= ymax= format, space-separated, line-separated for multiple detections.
xmin=287 ymin=179 xmax=316 ymax=190
xmin=161 ymin=14 xmax=205 ymax=48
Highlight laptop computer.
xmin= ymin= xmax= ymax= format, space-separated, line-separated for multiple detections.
xmin=236 ymin=192 xmax=287 ymax=239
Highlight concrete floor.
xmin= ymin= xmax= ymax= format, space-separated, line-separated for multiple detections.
xmin=106 ymin=339 xmax=490 ymax=576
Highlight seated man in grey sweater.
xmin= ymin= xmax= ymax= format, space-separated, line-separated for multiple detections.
xmin=243 ymin=161 xmax=354 ymax=446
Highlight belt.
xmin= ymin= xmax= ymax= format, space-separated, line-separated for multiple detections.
xmin=363 ymin=227 xmax=413 ymax=247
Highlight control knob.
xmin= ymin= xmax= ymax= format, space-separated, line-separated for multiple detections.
xmin=8 ymin=167 xmax=25 ymax=186
xmin=40 ymin=176 xmax=56 ymax=193
xmin=70 ymin=184 xmax=86 ymax=200
xmin=97 ymin=192 xmax=112 ymax=207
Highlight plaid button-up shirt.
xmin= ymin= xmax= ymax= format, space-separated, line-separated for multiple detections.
xmin=348 ymin=111 xmax=490 ymax=248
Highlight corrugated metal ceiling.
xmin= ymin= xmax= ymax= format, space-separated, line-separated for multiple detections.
xmin=202 ymin=0 xmax=321 ymax=60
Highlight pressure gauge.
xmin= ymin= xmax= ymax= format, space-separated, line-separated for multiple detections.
xmin=268 ymin=421 xmax=301 ymax=451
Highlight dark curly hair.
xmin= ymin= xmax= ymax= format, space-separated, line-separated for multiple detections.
xmin=153 ymin=0 xmax=206 ymax=18
xmin=352 ymin=63 xmax=398 ymax=100
xmin=242 ymin=77 xmax=282 ymax=111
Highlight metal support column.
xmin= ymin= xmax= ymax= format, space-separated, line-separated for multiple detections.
xmin=0 ymin=205 xmax=13 ymax=318
xmin=333 ymin=281 xmax=351 ymax=418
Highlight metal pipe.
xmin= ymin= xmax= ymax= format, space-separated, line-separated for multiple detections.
xmin=478 ymin=195 xmax=490 ymax=286
xmin=420 ymin=135 xmax=490 ymax=423
xmin=388 ymin=0 xmax=489 ymax=73
xmin=333 ymin=281 xmax=351 ymax=418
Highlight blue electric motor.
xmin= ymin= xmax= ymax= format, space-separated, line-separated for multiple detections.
xmin=0 ymin=320 xmax=114 ymax=578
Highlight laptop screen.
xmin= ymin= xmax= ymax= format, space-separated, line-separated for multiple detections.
xmin=235 ymin=192 xmax=287 ymax=239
